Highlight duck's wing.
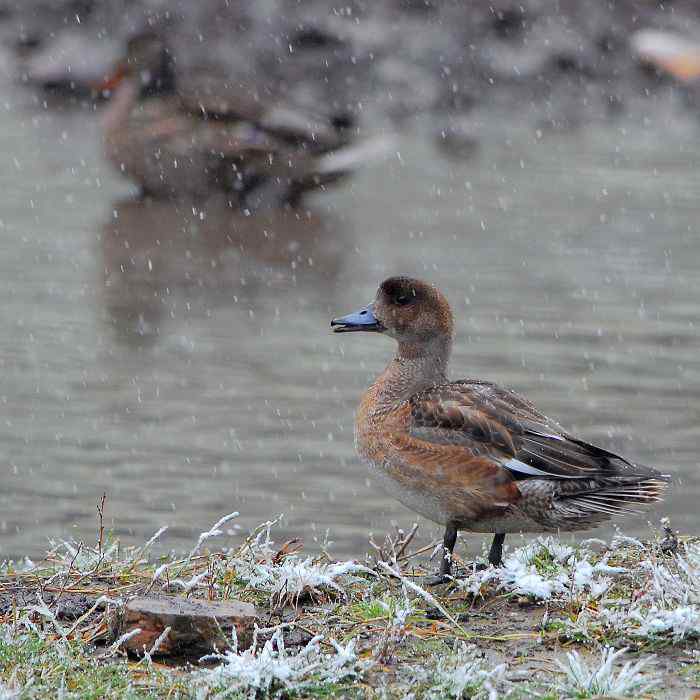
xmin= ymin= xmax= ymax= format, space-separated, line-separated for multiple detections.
xmin=121 ymin=96 xmax=281 ymax=160
xmin=409 ymin=380 xmax=664 ymax=482
xmin=179 ymin=75 xmax=349 ymax=152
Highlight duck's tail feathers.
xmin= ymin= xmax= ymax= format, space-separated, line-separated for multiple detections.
xmin=314 ymin=133 xmax=398 ymax=178
xmin=562 ymin=475 xmax=670 ymax=518
xmin=284 ymin=134 xmax=397 ymax=206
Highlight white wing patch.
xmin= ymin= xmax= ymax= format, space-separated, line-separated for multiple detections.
xmin=503 ymin=457 xmax=579 ymax=479
xmin=526 ymin=430 xmax=565 ymax=441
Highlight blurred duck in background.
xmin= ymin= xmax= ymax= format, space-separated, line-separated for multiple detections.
xmin=100 ymin=31 xmax=382 ymax=212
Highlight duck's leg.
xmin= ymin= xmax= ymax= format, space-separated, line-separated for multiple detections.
xmin=440 ymin=523 xmax=458 ymax=576
xmin=488 ymin=532 xmax=506 ymax=566
xmin=424 ymin=523 xmax=458 ymax=586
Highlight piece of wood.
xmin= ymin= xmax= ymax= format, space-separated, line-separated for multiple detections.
xmin=110 ymin=596 xmax=257 ymax=658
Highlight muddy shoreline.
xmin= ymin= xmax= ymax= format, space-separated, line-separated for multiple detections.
xmin=1 ymin=516 xmax=698 ymax=698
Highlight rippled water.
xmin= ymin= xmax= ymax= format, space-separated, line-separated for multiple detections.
xmin=1 ymin=73 xmax=699 ymax=563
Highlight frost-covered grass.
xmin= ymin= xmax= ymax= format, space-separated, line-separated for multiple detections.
xmin=555 ymin=647 xmax=659 ymax=698
xmin=197 ymin=626 xmax=366 ymax=698
xmin=416 ymin=642 xmax=510 ymax=700
xmin=0 ymin=509 xmax=697 ymax=698
xmin=456 ymin=535 xmax=625 ymax=602
xmin=230 ymin=518 xmax=375 ymax=607
xmin=0 ymin=626 xmax=180 ymax=698
xmin=452 ymin=527 xmax=700 ymax=650
xmin=625 ymin=540 xmax=700 ymax=641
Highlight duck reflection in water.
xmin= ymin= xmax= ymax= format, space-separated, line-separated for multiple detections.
xmin=100 ymin=196 xmax=344 ymax=347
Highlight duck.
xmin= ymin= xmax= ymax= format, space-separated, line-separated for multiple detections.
xmin=99 ymin=31 xmax=360 ymax=210
xmin=331 ymin=277 xmax=670 ymax=582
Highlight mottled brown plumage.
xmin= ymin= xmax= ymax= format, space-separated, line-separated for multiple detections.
xmin=332 ymin=277 xmax=669 ymax=580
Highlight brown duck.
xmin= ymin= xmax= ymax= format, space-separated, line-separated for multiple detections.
xmin=332 ymin=277 xmax=670 ymax=582
xmin=101 ymin=32 xmax=359 ymax=210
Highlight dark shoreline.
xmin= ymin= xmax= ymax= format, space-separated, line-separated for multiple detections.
xmin=2 ymin=0 xmax=700 ymax=137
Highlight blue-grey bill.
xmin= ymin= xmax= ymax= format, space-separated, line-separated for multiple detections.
xmin=331 ymin=304 xmax=383 ymax=332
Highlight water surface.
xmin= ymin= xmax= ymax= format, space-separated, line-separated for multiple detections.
xmin=1 ymin=75 xmax=699 ymax=562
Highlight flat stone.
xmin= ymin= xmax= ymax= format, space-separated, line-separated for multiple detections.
xmin=111 ymin=596 xmax=257 ymax=658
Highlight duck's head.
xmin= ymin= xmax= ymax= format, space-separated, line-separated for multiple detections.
xmin=332 ymin=277 xmax=454 ymax=347
xmin=99 ymin=31 xmax=175 ymax=96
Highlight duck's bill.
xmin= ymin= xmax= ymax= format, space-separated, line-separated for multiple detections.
xmin=331 ymin=305 xmax=384 ymax=333
xmin=90 ymin=62 xmax=127 ymax=92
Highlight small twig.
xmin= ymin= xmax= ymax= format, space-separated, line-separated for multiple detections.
xmin=96 ymin=492 xmax=107 ymax=555
xmin=396 ymin=541 xmax=441 ymax=564
xmin=395 ymin=523 xmax=419 ymax=559
xmin=89 ymin=492 xmax=109 ymax=578
xmin=50 ymin=542 xmax=82 ymax=609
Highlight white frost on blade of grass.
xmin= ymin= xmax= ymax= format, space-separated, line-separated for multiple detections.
xmin=610 ymin=533 xmax=646 ymax=550
xmin=377 ymin=561 xmax=462 ymax=630
xmin=227 ymin=517 xmax=284 ymax=588
xmin=378 ymin=594 xmax=414 ymax=628
xmin=141 ymin=626 xmax=172 ymax=665
xmin=152 ymin=563 xmax=170 ymax=581
xmin=503 ymin=567 xmax=565 ymax=600
xmin=108 ymin=628 xmax=142 ymax=655
xmin=63 ymin=594 xmax=118 ymax=639
xmin=169 ymin=571 xmax=208 ymax=593
xmin=587 ymin=576 xmax=612 ymax=599
xmin=455 ymin=566 xmax=499 ymax=597
xmin=19 ymin=557 xmax=35 ymax=572
xmin=518 ymin=537 xmax=575 ymax=565
xmin=187 ymin=511 xmax=239 ymax=561
xmin=494 ymin=538 xmax=571 ymax=600
xmin=326 ymin=638 xmax=361 ymax=676
xmin=424 ymin=642 xmax=509 ymax=700
xmin=572 ymin=556 xmax=624 ymax=598
xmin=645 ymin=545 xmax=700 ymax=607
xmin=555 ymin=646 xmax=659 ymax=698
xmin=141 ymin=526 xmax=168 ymax=552
xmin=27 ymin=594 xmax=68 ymax=639
xmin=632 ymin=605 xmax=700 ymax=640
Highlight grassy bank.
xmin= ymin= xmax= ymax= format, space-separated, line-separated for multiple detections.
xmin=1 ymin=510 xmax=698 ymax=699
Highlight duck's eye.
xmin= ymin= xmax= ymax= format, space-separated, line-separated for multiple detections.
xmin=395 ymin=295 xmax=411 ymax=306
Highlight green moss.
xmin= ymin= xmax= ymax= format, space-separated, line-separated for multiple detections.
xmin=291 ymin=680 xmax=367 ymax=699
xmin=530 ymin=548 xmax=561 ymax=577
